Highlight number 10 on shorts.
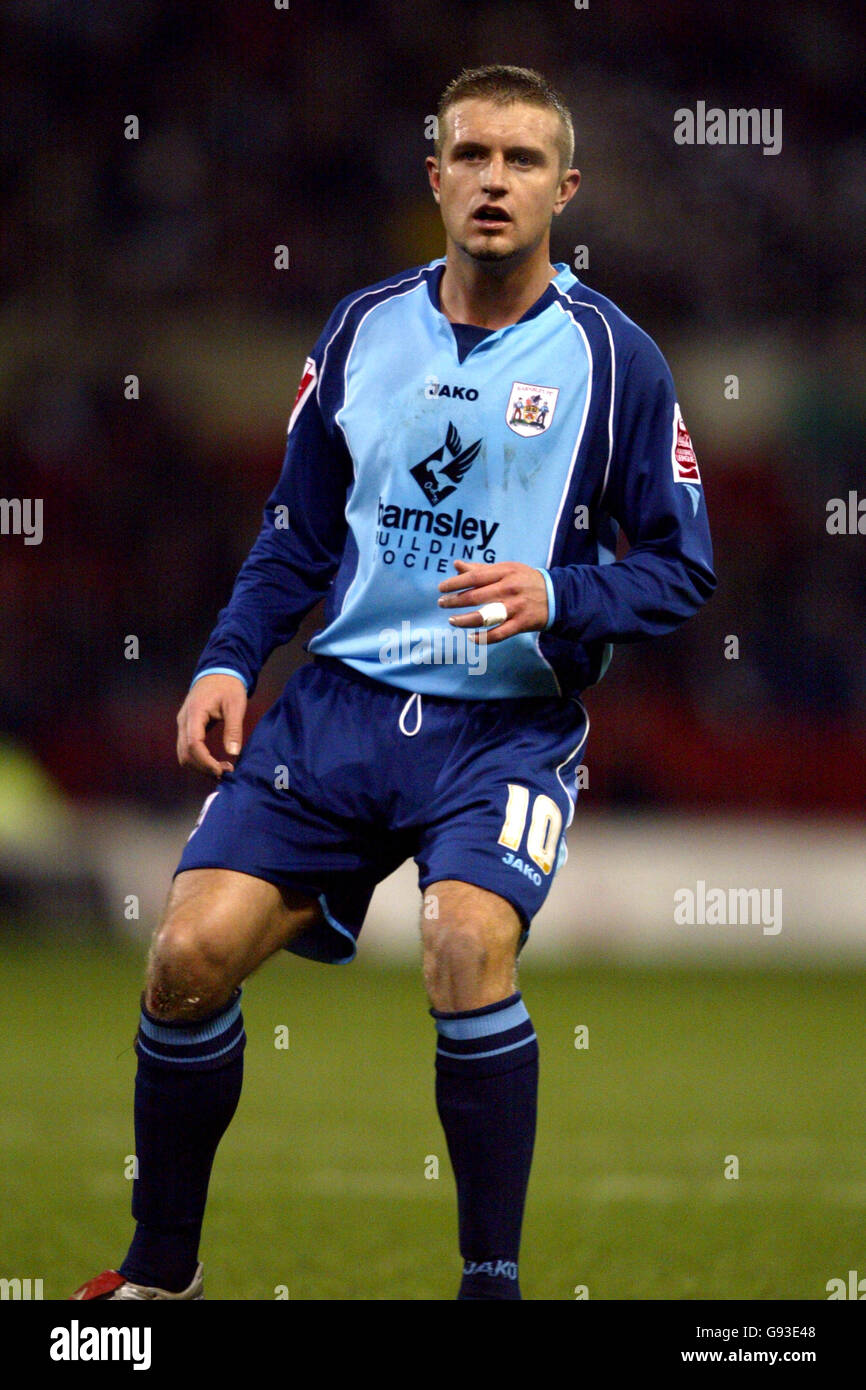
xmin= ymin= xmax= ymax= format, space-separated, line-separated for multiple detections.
xmin=497 ymin=783 xmax=562 ymax=875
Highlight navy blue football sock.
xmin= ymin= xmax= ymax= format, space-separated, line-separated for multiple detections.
xmin=432 ymin=991 xmax=538 ymax=1300
xmin=119 ymin=989 xmax=245 ymax=1292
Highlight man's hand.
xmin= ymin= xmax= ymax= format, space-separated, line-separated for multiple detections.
xmin=176 ymin=673 xmax=248 ymax=778
xmin=437 ymin=559 xmax=549 ymax=644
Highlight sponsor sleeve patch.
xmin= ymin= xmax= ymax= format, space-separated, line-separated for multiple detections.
xmin=287 ymin=356 xmax=317 ymax=434
xmin=671 ymin=403 xmax=701 ymax=483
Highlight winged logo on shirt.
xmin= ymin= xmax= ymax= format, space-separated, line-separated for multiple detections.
xmin=409 ymin=421 xmax=483 ymax=506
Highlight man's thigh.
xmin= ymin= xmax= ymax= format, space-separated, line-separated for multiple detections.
xmin=175 ymin=663 xmax=417 ymax=964
xmin=414 ymin=694 xmax=589 ymax=942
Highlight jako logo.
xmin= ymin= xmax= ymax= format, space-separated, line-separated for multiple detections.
xmin=424 ymin=379 xmax=479 ymax=401
xmin=827 ymin=1270 xmax=866 ymax=1299
xmin=463 ymin=1259 xmax=518 ymax=1280
xmin=50 ymin=1322 xmax=152 ymax=1371
xmin=674 ymin=880 xmax=782 ymax=936
xmin=674 ymin=102 xmax=782 ymax=156
xmin=0 ymin=1277 xmax=43 ymax=1299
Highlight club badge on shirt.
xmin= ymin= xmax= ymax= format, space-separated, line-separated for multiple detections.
xmin=505 ymin=381 xmax=559 ymax=437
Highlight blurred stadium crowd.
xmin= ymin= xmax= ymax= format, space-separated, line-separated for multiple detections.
xmin=3 ymin=0 xmax=865 ymax=813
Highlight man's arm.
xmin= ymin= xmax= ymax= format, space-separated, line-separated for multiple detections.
xmin=178 ymin=352 xmax=351 ymax=775
xmin=541 ymin=343 xmax=716 ymax=644
xmin=439 ymin=339 xmax=716 ymax=646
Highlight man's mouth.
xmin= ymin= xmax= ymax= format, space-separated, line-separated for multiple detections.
xmin=472 ymin=205 xmax=512 ymax=227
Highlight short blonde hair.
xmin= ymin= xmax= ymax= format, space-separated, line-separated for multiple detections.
xmin=435 ymin=64 xmax=575 ymax=172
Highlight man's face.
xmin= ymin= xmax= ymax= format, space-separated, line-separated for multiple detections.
xmin=427 ymin=98 xmax=579 ymax=267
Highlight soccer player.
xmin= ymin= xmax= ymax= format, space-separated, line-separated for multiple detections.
xmin=71 ymin=64 xmax=715 ymax=1302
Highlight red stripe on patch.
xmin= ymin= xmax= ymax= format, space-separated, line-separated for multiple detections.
xmin=287 ymin=356 xmax=317 ymax=435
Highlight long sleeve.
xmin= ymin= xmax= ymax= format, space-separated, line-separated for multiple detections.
xmin=191 ymin=349 xmax=352 ymax=697
xmin=545 ymin=338 xmax=716 ymax=644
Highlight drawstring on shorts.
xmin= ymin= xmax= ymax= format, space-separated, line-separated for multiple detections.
xmin=398 ymin=691 xmax=422 ymax=737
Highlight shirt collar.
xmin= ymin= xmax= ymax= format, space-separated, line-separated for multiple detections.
xmin=426 ymin=261 xmax=570 ymax=326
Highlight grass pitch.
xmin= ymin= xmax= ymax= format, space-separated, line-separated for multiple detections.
xmin=1 ymin=941 xmax=863 ymax=1300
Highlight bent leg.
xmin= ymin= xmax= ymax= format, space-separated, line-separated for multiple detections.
xmin=121 ymin=869 xmax=323 ymax=1291
xmin=145 ymin=867 xmax=325 ymax=1020
xmin=421 ymin=880 xmax=538 ymax=1301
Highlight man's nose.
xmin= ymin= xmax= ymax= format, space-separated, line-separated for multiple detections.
xmin=480 ymin=155 xmax=508 ymax=192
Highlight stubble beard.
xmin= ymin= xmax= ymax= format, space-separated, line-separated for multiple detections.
xmin=457 ymin=232 xmax=527 ymax=271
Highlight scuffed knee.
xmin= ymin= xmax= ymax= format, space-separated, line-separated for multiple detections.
xmin=144 ymin=917 xmax=235 ymax=1021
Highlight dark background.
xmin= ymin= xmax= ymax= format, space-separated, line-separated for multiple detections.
xmin=3 ymin=0 xmax=865 ymax=816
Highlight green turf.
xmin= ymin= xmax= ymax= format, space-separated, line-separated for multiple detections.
xmin=1 ymin=942 xmax=864 ymax=1300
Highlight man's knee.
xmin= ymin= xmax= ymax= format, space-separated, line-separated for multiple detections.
xmin=425 ymin=919 xmax=490 ymax=978
xmin=421 ymin=882 xmax=522 ymax=1011
xmin=145 ymin=908 xmax=239 ymax=1022
xmin=142 ymin=869 xmax=322 ymax=1021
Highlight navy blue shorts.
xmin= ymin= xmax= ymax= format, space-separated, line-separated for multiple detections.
xmin=176 ymin=657 xmax=589 ymax=964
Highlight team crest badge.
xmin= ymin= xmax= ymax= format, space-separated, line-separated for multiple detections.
xmin=506 ymin=381 xmax=559 ymax=437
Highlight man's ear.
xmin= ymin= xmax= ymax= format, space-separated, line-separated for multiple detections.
xmin=426 ymin=155 xmax=441 ymax=203
xmin=553 ymin=168 xmax=581 ymax=216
